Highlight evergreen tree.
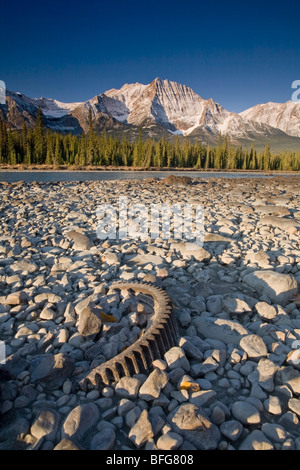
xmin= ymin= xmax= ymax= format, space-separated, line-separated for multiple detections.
xmin=204 ymin=145 xmax=210 ymax=169
xmin=78 ymin=133 xmax=87 ymax=165
xmin=54 ymin=133 xmax=63 ymax=165
xmin=21 ymin=119 xmax=28 ymax=161
xmin=263 ymin=143 xmax=271 ymax=170
xmin=0 ymin=120 xmax=7 ymax=163
xmin=215 ymin=133 xmax=223 ymax=169
xmin=154 ymin=141 xmax=162 ymax=167
xmin=7 ymin=130 xmax=17 ymax=164
xmin=221 ymin=136 xmax=229 ymax=168
xmin=34 ymin=107 xmax=46 ymax=163
xmin=87 ymin=107 xmax=96 ymax=165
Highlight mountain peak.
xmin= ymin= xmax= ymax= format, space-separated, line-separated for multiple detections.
xmin=2 ymin=78 xmax=300 ymax=149
xmin=151 ymin=77 xmax=171 ymax=89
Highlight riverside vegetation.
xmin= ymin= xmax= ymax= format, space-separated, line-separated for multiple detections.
xmin=0 ymin=175 xmax=299 ymax=450
xmin=0 ymin=109 xmax=300 ymax=171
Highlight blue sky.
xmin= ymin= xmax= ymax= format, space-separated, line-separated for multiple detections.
xmin=1 ymin=0 xmax=299 ymax=112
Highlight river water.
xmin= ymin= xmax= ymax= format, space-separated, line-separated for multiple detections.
xmin=0 ymin=170 xmax=299 ymax=183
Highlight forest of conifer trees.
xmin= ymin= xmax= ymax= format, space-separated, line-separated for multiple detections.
xmin=0 ymin=108 xmax=299 ymax=171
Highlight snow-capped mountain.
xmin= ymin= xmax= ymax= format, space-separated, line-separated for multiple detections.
xmin=240 ymin=101 xmax=300 ymax=137
xmin=0 ymin=90 xmax=82 ymax=134
xmin=105 ymin=78 xmax=208 ymax=132
xmin=71 ymin=78 xmax=289 ymax=143
xmin=1 ymin=78 xmax=300 ymax=149
xmin=103 ymin=78 xmax=287 ymax=139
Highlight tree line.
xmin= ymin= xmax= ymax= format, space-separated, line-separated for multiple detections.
xmin=0 ymin=108 xmax=299 ymax=171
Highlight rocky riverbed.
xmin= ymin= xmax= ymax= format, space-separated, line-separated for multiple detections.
xmin=0 ymin=175 xmax=300 ymax=451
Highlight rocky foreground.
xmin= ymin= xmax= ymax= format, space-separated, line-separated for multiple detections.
xmin=0 ymin=175 xmax=300 ymax=451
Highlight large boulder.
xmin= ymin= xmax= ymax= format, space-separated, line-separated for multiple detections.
xmin=243 ymin=270 xmax=298 ymax=305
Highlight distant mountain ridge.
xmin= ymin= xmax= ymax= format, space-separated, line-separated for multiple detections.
xmin=1 ymin=78 xmax=300 ymax=151
xmin=240 ymin=100 xmax=300 ymax=137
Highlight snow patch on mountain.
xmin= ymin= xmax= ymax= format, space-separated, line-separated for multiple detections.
xmin=37 ymin=98 xmax=82 ymax=118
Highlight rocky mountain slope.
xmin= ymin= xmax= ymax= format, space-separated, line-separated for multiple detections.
xmin=240 ymin=101 xmax=300 ymax=138
xmin=1 ymin=79 xmax=300 ymax=150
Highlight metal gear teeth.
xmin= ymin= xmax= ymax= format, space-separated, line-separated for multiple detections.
xmin=79 ymin=281 xmax=179 ymax=390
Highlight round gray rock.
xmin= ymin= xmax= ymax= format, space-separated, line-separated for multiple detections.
xmin=220 ymin=420 xmax=243 ymax=442
xmin=90 ymin=428 xmax=116 ymax=450
xmin=231 ymin=401 xmax=261 ymax=425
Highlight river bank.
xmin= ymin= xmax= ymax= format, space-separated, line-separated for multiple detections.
xmin=0 ymin=163 xmax=299 ymax=174
xmin=0 ymin=167 xmax=299 ymax=185
xmin=0 ymin=175 xmax=299 ymax=450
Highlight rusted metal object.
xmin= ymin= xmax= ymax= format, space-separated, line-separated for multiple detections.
xmin=79 ymin=281 xmax=179 ymax=390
